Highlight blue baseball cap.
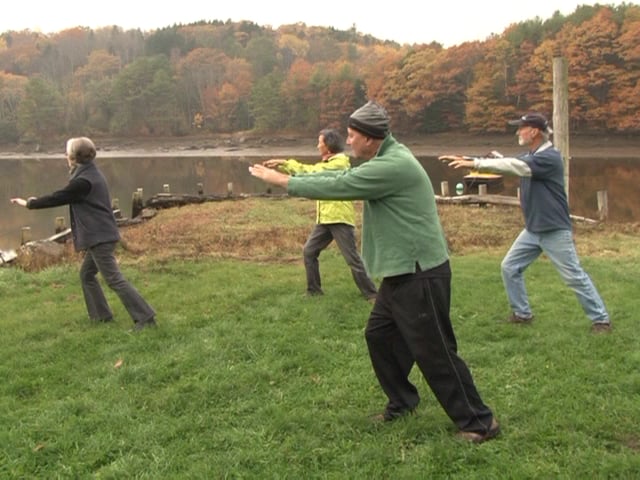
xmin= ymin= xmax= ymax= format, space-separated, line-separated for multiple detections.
xmin=508 ymin=113 xmax=552 ymax=133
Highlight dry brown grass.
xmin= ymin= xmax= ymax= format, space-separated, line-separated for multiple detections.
xmin=120 ymin=197 xmax=314 ymax=264
xmin=117 ymin=197 xmax=640 ymax=264
xmin=11 ymin=197 xmax=639 ymax=272
xmin=437 ymin=203 xmax=640 ymax=257
xmin=13 ymin=240 xmax=80 ymax=272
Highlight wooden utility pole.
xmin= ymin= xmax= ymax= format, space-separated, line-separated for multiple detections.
xmin=553 ymin=55 xmax=570 ymax=200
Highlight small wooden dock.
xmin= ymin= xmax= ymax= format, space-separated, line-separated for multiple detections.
xmin=435 ymin=181 xmax=600 ymax=224
xmin=436 ymin=193 xmax=519 ymax=206
xmin=462 ymin=172 xmax=504 ymax=194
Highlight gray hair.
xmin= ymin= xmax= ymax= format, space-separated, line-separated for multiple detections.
xmin=66 ymin=137 xmax=96 ymax=164
xmin=319 ymin=128 xmax=344 ymax=154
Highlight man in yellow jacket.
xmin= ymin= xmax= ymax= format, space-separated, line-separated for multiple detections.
xmin=263 ymin=128 xmax=377 ymax=301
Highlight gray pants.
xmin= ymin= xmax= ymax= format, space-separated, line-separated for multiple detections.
xmin=303 ymin=223 xmax=377 ymax=299
xmin=79 ymin=241 xmax=155 ymax=324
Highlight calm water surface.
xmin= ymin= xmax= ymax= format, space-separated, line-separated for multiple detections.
xmin=1 ymin=153 xmax=639 ymax=250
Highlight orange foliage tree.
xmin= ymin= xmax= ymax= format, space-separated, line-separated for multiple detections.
xmin=558 ymin=8 xmax=621 ymax=132
xmin=2 ymin=4 xmax=640 ymax=141
xmin=464 ymin=37 xmax=520 ymax=132
xmin=0 ymin=71 xmax=27 ymax=141
xmin=607 ymin=5 xmax=640 ymax=132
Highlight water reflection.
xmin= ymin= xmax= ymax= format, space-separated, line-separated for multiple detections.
xmin=1 ymin=154 xmax=638 ymax=249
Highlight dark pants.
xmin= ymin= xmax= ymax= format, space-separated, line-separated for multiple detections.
xmin=303 ymin=223 xmax=377 ymax=299
xmin=79 ymin=241 xmax=155 ymax=324
xmin=365 ymin=261 xmax=494 ymax=433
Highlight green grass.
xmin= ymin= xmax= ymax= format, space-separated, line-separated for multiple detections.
xmin=1 ymin=247 xmax=639 ymax=478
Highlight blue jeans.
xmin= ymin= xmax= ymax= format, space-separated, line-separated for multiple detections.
xmin=501 ymin=229 xmax=609 ymax=323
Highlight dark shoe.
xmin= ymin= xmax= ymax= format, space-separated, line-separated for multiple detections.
xmin=508 ymin=313 xmax=533 ymax=324
xmin=456 ymin=418 xmax=500 ymax=444
xmin=370 ymin=407 xmax=415 ymax=423
xmin=591 ymin=322 xmax=612 ymax=334
xmin=305 ymin=290 xmax=324 ymax=297
xmin=134 ymin=317 xmax=157 ymax=331
xmin=96 ymin=317 xmax=113 ymax=323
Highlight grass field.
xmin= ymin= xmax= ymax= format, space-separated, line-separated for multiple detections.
xmin=1 ymin=199 xmax=639 ymax=478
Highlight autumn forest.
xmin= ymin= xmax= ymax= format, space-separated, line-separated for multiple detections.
xmin=0 ymin=3 xmax=638 ymax=145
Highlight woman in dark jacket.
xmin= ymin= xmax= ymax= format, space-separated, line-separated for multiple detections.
xmin=10 ymin=137 xmax=156 ymax=331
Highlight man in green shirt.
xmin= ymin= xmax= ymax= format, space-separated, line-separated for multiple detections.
xmin=249 ymin=101 xmax=499 ymax=443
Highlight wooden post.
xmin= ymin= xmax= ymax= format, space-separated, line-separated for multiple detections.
xmin=163 ymin=183 xmax=170 ymax=193
xmin=55 ymin=216 xmax=66 ymax=233
xmin=131 ymin=188 xmax=144 ymax=219
xmin=227 ymin=182 xmax=233 ymax=197
xmin=21 ymin=226 xmax=31 ymax=245
xmin=112 ymin=198 xmax=122 ymax=219
xmin=440 ymin=181 xmax=449 ymax=197
xmin=197 ymin=182 xmax=204 ymax=195
xmin=553 ymin=54 xmax=570 ymax=201
xmin=597 ymin=190 xmax=608 ymax=221
xmin=478 ymin=184 xmax=487 ymax=196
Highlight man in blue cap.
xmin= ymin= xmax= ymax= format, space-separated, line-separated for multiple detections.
xmin=440 ymin=112 xmax=611 ymax=334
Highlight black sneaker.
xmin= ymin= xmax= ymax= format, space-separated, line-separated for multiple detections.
xmin=134 ymin=317 xmax=157 ymax=331
xmin=456 ymin=418 xmax=501 ymax=444
xmin=370 ymin=407 xmax=416 ymax=423
xmin=591 ymin=322 xmax=612 ymax=334
xmin=508 ymin=313 xmax=533 ymax=324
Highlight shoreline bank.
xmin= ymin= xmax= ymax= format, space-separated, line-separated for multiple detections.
xmin=2 ymin=133 xmax=640 ymax=159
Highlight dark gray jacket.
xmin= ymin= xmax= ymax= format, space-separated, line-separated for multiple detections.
xmin=28 ymin=162 xmax=119 ymax=251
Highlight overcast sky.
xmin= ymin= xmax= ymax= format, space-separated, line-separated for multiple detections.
xmin=0 ymin=1 xmax=630 ymax=47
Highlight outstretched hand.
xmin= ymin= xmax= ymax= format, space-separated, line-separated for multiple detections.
xmin=10 ymin=197 xmax=29 ymax=207
xmin=248 ymin=164 xmax=290 ymax=188
xmin=438 ymin=155 xmax=475 ymax=169
xmin=262 ymin=159 xmax=286 ymax=168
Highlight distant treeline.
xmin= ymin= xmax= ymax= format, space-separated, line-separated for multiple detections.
xmin=0 ymin=3 xmax=638 ymax=144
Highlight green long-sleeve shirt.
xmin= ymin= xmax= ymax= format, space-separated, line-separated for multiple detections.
xmin=287 ymin=134 xmax=448 ymax=278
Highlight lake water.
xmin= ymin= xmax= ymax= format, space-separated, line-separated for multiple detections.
xmin=1 ymin=153 xmax=639 ymax=250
